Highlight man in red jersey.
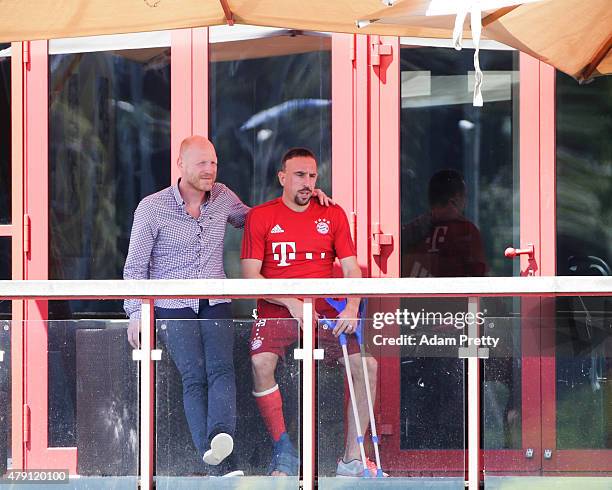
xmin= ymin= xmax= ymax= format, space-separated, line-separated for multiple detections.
xmin=241 ymin=148 xmax=379 ymax=477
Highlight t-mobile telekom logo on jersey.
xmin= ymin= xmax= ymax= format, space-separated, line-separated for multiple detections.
xmin=426 ymin=226 xmax=448 ymax=253
xmin=272 ymin=242 xmax=296 ymax=267
xmin=271 ymin=242 xmax=327 ymax=266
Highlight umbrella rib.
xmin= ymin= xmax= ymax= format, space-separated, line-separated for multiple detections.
xmin=219 ymin=0 xmax=235 ymax=26
xmin=482 ymin=5 xmax=519 ymax=28
xmin=579 ymin=34 xmax=612 ymax=82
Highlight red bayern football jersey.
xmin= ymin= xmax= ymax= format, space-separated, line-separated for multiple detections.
xmin=241 ymin=198 xmax=356 ymax=317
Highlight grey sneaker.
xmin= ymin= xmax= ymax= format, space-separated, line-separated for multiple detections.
xmin=336 ymin=459 xmax=366 ymax=477
xmin=336 ymin=458 xmax=389 ymax=477
xmin=203 ymin=433 xmax=234 ymax=466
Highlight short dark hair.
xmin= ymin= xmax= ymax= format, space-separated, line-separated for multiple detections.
xmin=428 ymin=169 xmax=466 ymax=207
xmin=280 ymin=147 xmax=317 ymax=171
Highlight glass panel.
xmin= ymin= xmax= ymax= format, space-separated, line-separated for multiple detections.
xmin=556 ymin=73 xmax=612 ymax=276
xmin=482 ymin=298 xmax=523 ymax=452
xmin=0 ymin=320 xmax=10 ymax=477
xmin=0 ymin=238 xmax=10 ymax=319
xmin=0 ymin=44 xmax=10 ymax=225
xmin=36 ymin=320 xmax=139 ymax=485
xmin=482 ymin=296 xmax=612 ymax=480
xmin=318 ymin=299 xmax=465 ymax=487
xmin=209 ymin=27 xmax=331 ymax=318
xmin=48 ymin=47 xmax=171 ymax=319
xmin=485 ymin=476 xmax=612 ymax=488
xmin=555 ymin=296 xmax=612 ymax=452
xmin=399 ymin=47 xmax=520 ymax=279
xmin=155 ymin=316 xmax=300 ymax=488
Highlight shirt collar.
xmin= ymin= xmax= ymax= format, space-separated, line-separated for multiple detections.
xmin=173 ymin=179 xmax=218 ymax=207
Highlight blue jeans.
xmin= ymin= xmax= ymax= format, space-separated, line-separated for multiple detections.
xmin=156 ymin=300 xmax=236 ymax=457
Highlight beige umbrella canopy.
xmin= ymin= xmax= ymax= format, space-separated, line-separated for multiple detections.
xmin=361 ymin=0 xmax=612 ymax=82
xmin=0 ymin=0 xmax=610 ymax=82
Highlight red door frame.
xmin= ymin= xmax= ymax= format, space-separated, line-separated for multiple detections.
xmin=9 ymin=40 xmax=26 ymax=471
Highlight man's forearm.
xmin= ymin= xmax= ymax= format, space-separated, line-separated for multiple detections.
xmin=343 ymin=263 xmax=362 ymax=312
xmin=243 ymin=272 xmax=302 ymax=312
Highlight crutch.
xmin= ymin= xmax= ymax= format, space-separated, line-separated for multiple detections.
xmin=323 ymin=298 xmax=384 ymax=477
xmin=321 ymin=298 xmax=369 ymax=477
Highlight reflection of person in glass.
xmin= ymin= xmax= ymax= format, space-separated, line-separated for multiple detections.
xmin=402 ymin=169 xmax=487 ymax=278
xmin=123 ymin=136 xmax=332 ymax=476
xmin=241 ymin=148 xmax=382 ymax=477
xmin=401 ymin=169 xmax=489 ymax=449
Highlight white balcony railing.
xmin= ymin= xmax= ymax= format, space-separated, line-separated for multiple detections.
xmin=1 ymin=276 xmax=611 ymax=489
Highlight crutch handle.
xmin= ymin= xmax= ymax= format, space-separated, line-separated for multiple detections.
xmin=339 ymin=332 xmax=348 ymax=346
xmin=325 ymin=297 xmax=367 ymax=346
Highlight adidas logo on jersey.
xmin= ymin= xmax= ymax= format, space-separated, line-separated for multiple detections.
xmin=270 ymin=224 xmax=285 ymax=234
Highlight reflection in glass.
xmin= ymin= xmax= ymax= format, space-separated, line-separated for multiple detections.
xmin=48 ymin=48 xmax=171 ymax=319
xmin=400 ymin=47 xmax=519 ymax=278
xmin=47 ymin=46 xmax=170 ymax=452
xmin=399 ymin=47 xmax=520 ymax=453
xmin=44 ymin=320 xmax=139 ymax=476
xmin=555 ymin=297 xmax=612 ymax=450
xmin=482 ymin=314 xmax=522 ymax=451
xmin=397 ymin=298 xmax=466 ymax=451
xmin=209 ymin=29 xmax=331 ymax=316
xmin=556 ymin=74 xmax=611 ymax=453
xmin=556 ymin=74 xmax=612 ymax=276
xmin=155 ymin=318 xmax=300 ymax=485
xmin=0 ymin=45 xmax=10 ymax=224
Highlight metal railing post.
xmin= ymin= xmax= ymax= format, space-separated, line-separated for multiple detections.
xmin=139 ymin=300 xmax=155 ymax=490
xmin=467 ymin=296 xmax=481 ymax=489
xmin=302 ymin=298 xmax=314 ymax=489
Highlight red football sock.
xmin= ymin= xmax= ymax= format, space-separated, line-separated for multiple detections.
xmin=253 ymin=384 xmax=286 ymax=442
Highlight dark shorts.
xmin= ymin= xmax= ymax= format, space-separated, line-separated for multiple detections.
xmin=249 ymin=300 xmax=360 ymax=363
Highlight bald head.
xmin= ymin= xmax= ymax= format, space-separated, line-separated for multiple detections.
xmin=177 ymin=135 xmax=218 ymax=194
xmin=179 ymin=135 xmax=216 ymax=160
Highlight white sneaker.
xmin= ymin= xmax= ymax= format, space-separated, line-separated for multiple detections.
xmin=221 ymin=470 xmax=244 ymax=477
xmin=203 ymin=433 xmax=234 ymax=466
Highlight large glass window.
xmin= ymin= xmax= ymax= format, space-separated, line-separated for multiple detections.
xmin=556 ymin=73 xmax=611 ymax=276
xmin=48 ymin=46 xmax=171 ymax=319
xmin=0 ymin=44 xmax=10 ymax=225
xmin=209 ymin=27 xmax=332 ymax=292
xmin=399 ymin=46 xmax=521 ymax=451
xmin=556 ymin=73 xmax=612 ymax=451
xmin=47 ymin=43 xmax=171 ymax=447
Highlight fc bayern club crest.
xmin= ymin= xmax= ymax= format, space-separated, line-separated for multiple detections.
xmin=315 ymin=218 xmax=330 ymax=235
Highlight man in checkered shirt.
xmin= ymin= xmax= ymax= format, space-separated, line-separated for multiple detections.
xmin=123 ymin=135 xmax=331 ymax=476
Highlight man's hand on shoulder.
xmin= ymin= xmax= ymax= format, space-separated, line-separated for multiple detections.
xmin=312 ymin=188 xmax=334 ymax=207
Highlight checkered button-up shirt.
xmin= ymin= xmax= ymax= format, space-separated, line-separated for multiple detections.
xmin=123 ymin=181 xmax=249 ymax=319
